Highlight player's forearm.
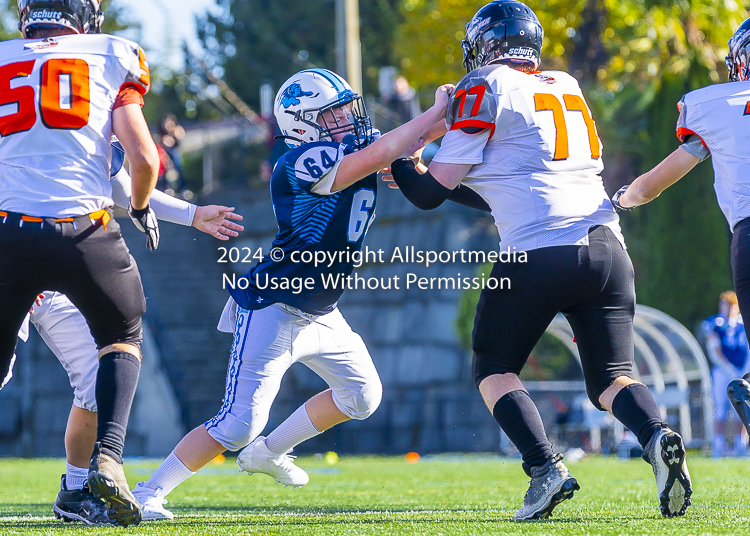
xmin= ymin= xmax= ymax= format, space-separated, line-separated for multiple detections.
xmin=128 ymin=156 xmax=159 ymax=209
xmin=620 ymin=147 xmax=700 ymax=208
xmin=111 ymin=168 xmax=196 ymax=226
xmin=423 ymin=119 xmax=448 ymax=144
xmin=333 ymin=106 xmax=445 ymax=191
xmin=371 ymin=106 xmax=445 ymax=167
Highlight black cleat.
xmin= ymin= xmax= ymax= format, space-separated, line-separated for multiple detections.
xmin=88 ymin=442 xmax=142 ymax=527
xmin=643 ymin=425 xmax=692 ymax=517
xmin=728 ymin=378 xmax=750 ymax=436
xmin=52 ymin=475 xmax=111 ymax=525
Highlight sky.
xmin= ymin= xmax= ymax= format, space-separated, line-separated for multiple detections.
xmin=126 ymin=0 xmax=218 ymax=69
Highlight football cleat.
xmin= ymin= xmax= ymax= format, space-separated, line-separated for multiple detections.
xmin=643 ymin=424 xmax=692 ymax=517
xmin=513 ymin=453 xmax=580 ymax=521
xmin=132 ymin=482 xmax=174 ymax=521
xmin=728 ymin=378 xmax=750 ymax=436
xmin=53 ymin=475 xmax=111 ymax=525
xmin=87 ymin=442 xmax=142 ymax=527
xmin=237 ymin=436 xmax=310 ymax=487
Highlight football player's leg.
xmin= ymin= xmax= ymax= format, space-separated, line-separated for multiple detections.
xmin=474 ymin=260 xmax=558 ymax=474
xmin=0 ymin=287 xmax=38 ymax=390
xmin=137 ymin=306 xmax=293 ymax=514
xmin=711 ymin=367 xmax=731 ymax=457
xmin=567 ymin=229 xmax=690 ymax=518
xmin=290 ymin=308 xmax=382 ymax=442
xmin=32 ymin=292 xmax=100 ymax=470
xmin=473 ymin=259 xmax=578 ymax=521
xmin=32 ymin=294 xmax=108 ymax=524
xmin=728 ymin=226 xmax=750 ymax=432
xmin=51 ymin=217 xmax=145 ymax=526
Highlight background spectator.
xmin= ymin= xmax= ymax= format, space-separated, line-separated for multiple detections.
xmin=157 ymin=115 xmax=188 ymax=197
xmin=703 ymin=291 xmax=750 ymax=456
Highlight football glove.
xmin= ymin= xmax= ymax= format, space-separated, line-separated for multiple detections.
xmin=128 ymin=203 xmax=160 ymax=251
xmin=343 ymin=127 xmax=381 ymax=150
xmin=611 ymin=184 xmax=634 ymax=212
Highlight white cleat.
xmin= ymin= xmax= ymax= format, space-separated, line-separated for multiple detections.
xmin=643 ymin=424 xmax=692 ymax=517
xmin=132 ymin=482 xmax=174 ymax=521
xmin=237 ymin=436 xmax=309 ymax=487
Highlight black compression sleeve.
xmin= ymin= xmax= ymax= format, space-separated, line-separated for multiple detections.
xmin=390 ymin=158 xmax=452 ymax=210
xmin=448 ymin=184 xmax=491 ymax=212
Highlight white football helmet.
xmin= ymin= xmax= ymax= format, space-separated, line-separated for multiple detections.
xmin=274 ymin=69 xmax=373 ymax=149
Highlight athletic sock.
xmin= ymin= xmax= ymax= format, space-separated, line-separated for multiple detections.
xmin=610 ymin=383 xmax=663 ymax=448
xmin=265 ymin=404 xmax=322 ymax=455
xmin=65 ymin=463 xmax=88 ymax=490
xmin=144 ymin=451 xmax=196 ymax=496
xmin=492 ymin=390 xmax=554 ymax=471
xmin=94 ymin=351 xmax=141 ymax=464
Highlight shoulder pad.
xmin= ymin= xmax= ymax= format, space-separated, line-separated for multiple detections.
xmin=113 ymin=38 xmax=150 ymax=95
xmin=675 ymin=95 xmax=692 ymax=142
xmin=291 ymin=142 xmax=345 ymax=184
xmin=447 ymin=67 xmax=498 ymax=135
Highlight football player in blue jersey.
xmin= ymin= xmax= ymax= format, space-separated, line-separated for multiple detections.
xmin=132 ymin=69 xmax=455 ymax=519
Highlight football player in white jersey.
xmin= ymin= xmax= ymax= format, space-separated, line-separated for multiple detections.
xmin=614 ymin=17 xmax=750 ymax=437
xmin=130 ymin=69 xmax=455 ymax=521
xmin=0 ymin=0 xmax=159 ymax=526
xmin=9 ymin=140 xmax=244 ymax=525
xmin=387 ymin=0 xmax=691 ymax=520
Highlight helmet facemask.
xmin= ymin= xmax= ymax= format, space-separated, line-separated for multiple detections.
xmin=726 ymin=24 xmax=750 ymax=82
xmin=295 ymin=92 xmax=373 ymax=150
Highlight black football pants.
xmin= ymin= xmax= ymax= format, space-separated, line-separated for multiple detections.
xmin=472 ymin=226 xmax=636 ymax=409
xmin=0 ymin=210 xmax=146 ymax=386
xmin=732 ymin=217 xmax=750 ymax=334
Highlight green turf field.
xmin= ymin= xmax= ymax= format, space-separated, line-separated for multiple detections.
xmin=1 ymin=454 xmax=749 ymax=535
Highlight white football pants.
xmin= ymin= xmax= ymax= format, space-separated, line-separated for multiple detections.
xmin=17 ymin=291 xmax=99 ymax=411
xmin=205 ymin=300 xmax=382 ymax=451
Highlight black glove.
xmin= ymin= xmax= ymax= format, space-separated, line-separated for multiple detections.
xmin=611 ymin=184 xmax=634 ymax=212
xmin=128 ymin=203 xmax=160 ymax=251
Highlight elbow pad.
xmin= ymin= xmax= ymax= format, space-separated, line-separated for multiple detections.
xmin=390 ymin=158 xmax=452 ymax=211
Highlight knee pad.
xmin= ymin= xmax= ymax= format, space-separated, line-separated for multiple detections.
xmin=333 ymin=379 xmax=383 ymax=421
xmin=205 ymin=412 xmax=267 ymax=452
xmin=586 ymin=380 xmax=616 ymax=411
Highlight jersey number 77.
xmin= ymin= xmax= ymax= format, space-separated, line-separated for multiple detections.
xmin=534 ymin=93 xmax=600 ymax=161
xmin=0 ymin=58 xmax=90 ymax=136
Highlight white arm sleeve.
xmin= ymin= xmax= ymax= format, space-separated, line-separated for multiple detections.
xmin=110 ymin=168 xmax=197 ymax=226
xmin=310 ymin=160 xmax=342 ymax=196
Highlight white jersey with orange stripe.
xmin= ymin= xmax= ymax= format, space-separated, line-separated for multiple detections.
xmin=432 ymin=64 xmax=622 ymax=252
xmin=676 ymin=81 xmax=750 ymax=230
xmin=0 ymin=33 xmax=150 ymax=218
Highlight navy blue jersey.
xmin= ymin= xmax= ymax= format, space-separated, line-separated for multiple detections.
xmin=228 ymin=141 xmax=377 ymax=315
xmin=111 ymin=139 xmax=125 ymax=178
xmin=703 ymin=314 xmax=749 ymax=369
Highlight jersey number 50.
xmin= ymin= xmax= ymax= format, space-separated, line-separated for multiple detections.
xmin=534 ymin=93 xmax=600 ymax=161
xmin=0 ymin=59 xmax=90 ymax=137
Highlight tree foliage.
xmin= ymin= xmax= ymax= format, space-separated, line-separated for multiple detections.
xmin=193 ymin=0 xmax=402 ymax=110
